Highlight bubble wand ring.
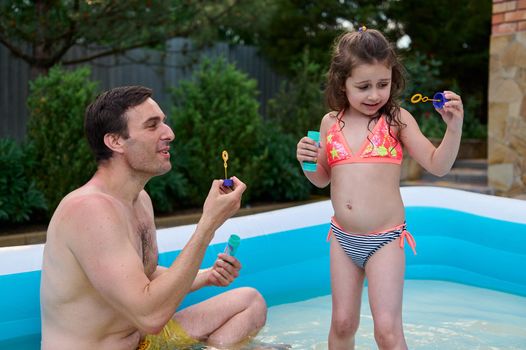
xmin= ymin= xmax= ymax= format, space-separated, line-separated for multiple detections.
xmin=410 ymin=92 xmax=448 ymax=109
xmin=221 ymin=150 xmax=233 ymax=187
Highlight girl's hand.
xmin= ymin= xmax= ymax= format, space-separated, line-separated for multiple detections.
xmin=296 ymin=136 xmax=320 ymax=165
xmin=436 ymin=90 xmax=463 ymax=133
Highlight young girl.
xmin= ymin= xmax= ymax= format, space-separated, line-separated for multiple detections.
xmin=296 ymin=28 xmax=463 ymax=349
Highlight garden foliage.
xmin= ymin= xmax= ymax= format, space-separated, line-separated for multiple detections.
xmin=403 ymin=52 xmax=486 ymax=139
xmin=0 ymin=139 xmax=47 ymax=223
xmin=267 ymin=50 xmax=327 ymax=139
xmin=171 ymin=57 xmax=310 ymax=206
xmin=26 ymin=66 xmax=98 ymax=214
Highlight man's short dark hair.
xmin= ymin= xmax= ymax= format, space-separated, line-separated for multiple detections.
xmin=85 ymin=85 xmax=152 ymax=162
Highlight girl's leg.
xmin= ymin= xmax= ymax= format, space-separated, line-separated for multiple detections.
xmin=329 ymin=237 xmax=365 ymax=350
xmin=365 ymin=240 xmax=407 ymax=350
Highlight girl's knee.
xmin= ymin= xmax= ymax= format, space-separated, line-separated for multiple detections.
xmin=373 ymin=314 xmax=404 ymax=347
xmin=331 ymin=314 xmax=360 ymax=339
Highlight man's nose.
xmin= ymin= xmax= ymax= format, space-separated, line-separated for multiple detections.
xmin=162 ymin=123 xmax=175 ymax=141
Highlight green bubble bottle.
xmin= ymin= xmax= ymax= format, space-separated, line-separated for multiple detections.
xmin=302 ymin=131 xmax=320 ymax=172
xmin=224 ymin=234 xmax=241 ymax=256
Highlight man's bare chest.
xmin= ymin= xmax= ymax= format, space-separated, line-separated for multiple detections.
xmin=134 ymin=222 xmax=158 ymax=276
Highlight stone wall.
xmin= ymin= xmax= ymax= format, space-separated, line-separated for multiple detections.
xmin=488 ymin=0 xmax=526 ymax=197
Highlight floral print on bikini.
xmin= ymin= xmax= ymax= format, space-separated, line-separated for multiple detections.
xmin=325 ymin=113 xmax=403 ymax=167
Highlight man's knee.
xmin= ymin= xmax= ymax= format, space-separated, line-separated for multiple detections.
xmin=238 ymin=287 xmax=267 ymax=327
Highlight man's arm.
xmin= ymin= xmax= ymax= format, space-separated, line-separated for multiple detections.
xmin=190 ymin=253 xmax=242 ymax=291
xmin=64 ymin=178 xmax=245 ymax=334
xmin=153 ymin=251 xmax=242 ymax=292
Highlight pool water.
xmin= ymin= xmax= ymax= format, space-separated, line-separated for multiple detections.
xmin=257 ymin=280 xmax=526 ymax=349
xmin=1 ymin=188 xmax=525 ymax=348
xmin=8 ymin=281 xmax=526 ymax=350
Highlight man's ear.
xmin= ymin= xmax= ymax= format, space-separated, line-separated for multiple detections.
xmin=103 ymin=133 xmax=125 ymax=155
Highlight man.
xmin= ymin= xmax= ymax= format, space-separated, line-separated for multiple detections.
xmin=40 ymin=86 xmax=267 ymax=350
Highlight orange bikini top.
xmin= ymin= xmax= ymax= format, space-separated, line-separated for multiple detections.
xmin=325 ymin=112 xmax=403 ymax=167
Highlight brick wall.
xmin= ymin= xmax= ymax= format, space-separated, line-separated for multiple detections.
xmin=488 ymin=0 xmax=526 ymax=198
xmin=492 ymin=0 xmax=526 ymax=34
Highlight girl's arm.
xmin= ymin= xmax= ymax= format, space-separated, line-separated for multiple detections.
xmin=400 ymin=91 xmax=464 ymax=176
xmin=296 ymin=113 xmax=333 ymax=188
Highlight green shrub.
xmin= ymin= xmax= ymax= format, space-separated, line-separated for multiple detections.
xmin=402 ymin=51 xmax=445 ymax=138
xmin=0 ymin=139 xmax=47 ymax=223
xmin=171 ymin=56 xmax=311 ymax=206
xmin=26 ymin=66 xmax=98 ymax=215
xmin=145 ymin=146 xmax=190 ymax=213
xmin=462 ymin=97 xmax=487 ymax=139
xmin=267 ymin=50 xmax=326 ymax=139
xmin=171 ymin=57 xmax=264 ymax=205
xmin=403 ymin=52 xmax=487 ymax=139
xmin=250 ymin=122 xmax=311 ymax=201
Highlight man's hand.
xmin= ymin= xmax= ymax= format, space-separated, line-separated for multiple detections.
xmin=200 ymin=176 xmax=246 ymax=232
xmin=206 ymin=253 xmax=242 ymax=287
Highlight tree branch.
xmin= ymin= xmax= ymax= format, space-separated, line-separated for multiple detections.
xmin=0 ymin=35 xmax=35 ymax=65
xmin=61 ymin=38 xmax=169 ymax=65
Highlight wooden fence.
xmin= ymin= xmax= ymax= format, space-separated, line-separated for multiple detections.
xmin=0 ymin=38 xmax=283 ymax=141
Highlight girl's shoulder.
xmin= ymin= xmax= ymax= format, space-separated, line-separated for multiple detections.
xmin=390 ymin=106 xmax=416 ymax=126
xmin=397 ymin=106 xmax=415 ymax=120
xmin=321 ymin=110 xmax=340 ymax=127
xmin=396 ymin=107 xmax=422 ymax=140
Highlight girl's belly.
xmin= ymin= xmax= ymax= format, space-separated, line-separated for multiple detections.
xmin=330 ymin=164 xmax=405 ymax=233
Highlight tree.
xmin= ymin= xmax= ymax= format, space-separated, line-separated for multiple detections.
xmin=0 ymin=0 xmax=245 ymax=78
xmin=220 ymin=0 xmax=491 ymax=124
xmin=219 ymin=0 xmax=396 ymax=77
xmin=386 ymin=0 xmax=491 ymax=122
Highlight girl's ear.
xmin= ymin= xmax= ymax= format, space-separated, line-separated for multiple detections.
xmin=103 ymin=133 xmax=125 ymax=155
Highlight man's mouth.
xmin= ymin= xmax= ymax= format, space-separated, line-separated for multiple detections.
xmin=158 ymin=147 xmax=170 ymax=157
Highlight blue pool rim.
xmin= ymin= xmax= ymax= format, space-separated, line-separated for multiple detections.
xmin=0 ymin=186 xmax=525 ymax=344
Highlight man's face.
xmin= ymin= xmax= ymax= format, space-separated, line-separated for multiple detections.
xmin=121 ymin=97 xmax=175 ymax=176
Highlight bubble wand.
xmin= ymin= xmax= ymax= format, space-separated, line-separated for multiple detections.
xmin=221 ymin=150 xmax=233 ymax=187
xmin=410 ymin=92 xmax=448 ymax=109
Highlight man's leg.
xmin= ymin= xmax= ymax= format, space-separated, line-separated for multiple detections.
xmin=173 ymin=287 xmax=267 ymax=347
xmin=365 ymin=240 xmax=407 ymax=350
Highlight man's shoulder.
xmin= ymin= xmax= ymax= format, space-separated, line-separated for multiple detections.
xmin=50 ymin=188 xmax=123 ymax=236
xmin=60 ymin=188 xmax=119 ymax=214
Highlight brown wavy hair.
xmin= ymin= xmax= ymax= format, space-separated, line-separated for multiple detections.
xmin=325 ymin=29 xmax=406 ymax=135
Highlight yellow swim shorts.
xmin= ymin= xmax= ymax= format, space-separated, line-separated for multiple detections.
xmin=136 ymin=319 xmax=200 ymax=350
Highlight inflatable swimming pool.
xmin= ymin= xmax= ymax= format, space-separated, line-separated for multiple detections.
xmin=1 ymin=186 xmax=525 ymax=347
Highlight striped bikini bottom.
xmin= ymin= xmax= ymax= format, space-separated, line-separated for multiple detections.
xmin=329 ymin=218 xmax=416 ymax=269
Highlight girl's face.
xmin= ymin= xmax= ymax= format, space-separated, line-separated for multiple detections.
xmin=343 ymin=62 xmax=392 ymax=117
